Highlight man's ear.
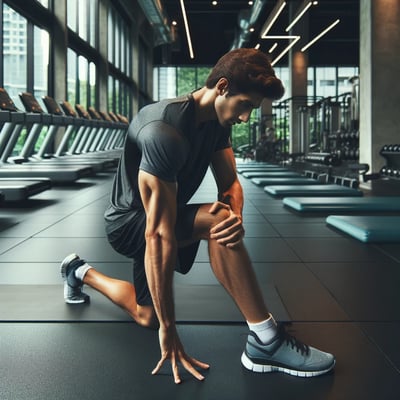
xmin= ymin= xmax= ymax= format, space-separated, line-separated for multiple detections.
xmin=216 ymin=77 xmax=229 ymax=95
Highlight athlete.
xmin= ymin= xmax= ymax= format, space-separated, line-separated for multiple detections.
xmin=61 ymin=48 xmax=335 ymax=384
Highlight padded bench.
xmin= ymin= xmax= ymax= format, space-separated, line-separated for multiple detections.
xmin=264 ymin=184 xmax=363 ymax=197
xmin=326 ymin=215 xmax=400 ymax=243
xmin=283 ymin=196 xmax=400 ymax=212
xmin=252 ymin=177 xmax=322 ymax=186
xmin=237 ymin=165 xmax=286 ymax=174
xmin=242 ymin=171 xmax=300 ymax=179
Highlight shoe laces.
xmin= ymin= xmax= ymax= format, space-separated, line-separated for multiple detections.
xmin=278 ymin=323 xmax=310 ymax=356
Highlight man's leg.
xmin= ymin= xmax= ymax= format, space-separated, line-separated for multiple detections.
xmin=189 ymin=204 xmax=269 ymax=323
xmin=60 ymin=254 xmax=157 ymax=329
xmin=83 ymin=268 xmax=158 ymax=328
xmin=191 ymin=204 xmax=335 ymax=377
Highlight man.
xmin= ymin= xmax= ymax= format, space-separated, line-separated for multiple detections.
xmin=61 ymin=48 xmax=335 ymax=384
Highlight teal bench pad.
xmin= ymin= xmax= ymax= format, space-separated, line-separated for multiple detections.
xmin=264 ymin=184 xmax=363 ymax=197
xmin=283 ymin=196 xmax=400 ymax=212
xmin=242 ymin=171 xmax=300 ymax=178
xmin=252 ymin=177 xmax=321 ymax=186
xmin=326 ymin=215 xmax=400 ymax=242
xmin=237 ymin=166 xmax=287 ymax=174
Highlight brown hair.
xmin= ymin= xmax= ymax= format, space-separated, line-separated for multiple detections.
xmin=205 ymin=48 xmax=285 ymax=100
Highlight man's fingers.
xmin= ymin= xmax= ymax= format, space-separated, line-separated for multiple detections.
xmin=208 ymin=201 xmax=229 ymax=214
xmin=151 ymin=357 xmax=165 ymax=375
xmin=181 ymin=357 xmax=209 ymax=381
xmin=188 ymin=357 xmax=210 ymax=371
xmin=172 ymin=360 xmax=182 ymax=384
xmin=210 ymin=215 xmax=240 ymax=235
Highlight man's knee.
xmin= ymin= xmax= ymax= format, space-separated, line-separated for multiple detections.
xmin=137 ymin=305 xmax=159 ymax=330
xmin=195 ymin=204 xmax=230 ymax=241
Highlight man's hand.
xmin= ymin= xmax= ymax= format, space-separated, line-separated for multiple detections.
xmin=208 ymin=201 xmax=245 ymax=248
xmin=152 ymin=326 xmax=210 ymax=384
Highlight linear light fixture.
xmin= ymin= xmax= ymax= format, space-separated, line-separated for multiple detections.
xmin=260 ymin=0 xmax=286 ymax=38
xmin=180 ymin=0 xmax=194 ymax=59
xmin=285 ymin=0 xmax=314 ymax=32
xmin=263 ymin=35 xmax=301 ymax=66
xmin=268 ymin=42 xmax=278 ymax=53
xmin=301 ymin=18 xmax=340 ymax=52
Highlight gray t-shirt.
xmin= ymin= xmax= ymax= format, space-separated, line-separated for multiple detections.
xmin=104 ymin=93 xmax=231 ymax=233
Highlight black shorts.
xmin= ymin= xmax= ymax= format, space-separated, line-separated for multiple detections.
xmin=106 ymin=204 xmax=201 ymax=306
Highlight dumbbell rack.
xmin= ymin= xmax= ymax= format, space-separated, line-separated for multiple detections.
xmin=380 ymin=145 xmax=400 ymax=179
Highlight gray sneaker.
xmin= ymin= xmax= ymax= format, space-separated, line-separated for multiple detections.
xmin=241 ymin=324 xmax=335 ymax=377
xmin=60 ymin=253 xmax=90 ymax=304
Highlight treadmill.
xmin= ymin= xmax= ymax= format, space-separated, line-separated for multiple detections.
xmin=0 ymin=94 xmax=52 ymax=199
xmin=14 ymin=92 xmax=116 ymax=172
xmin=0 ymin=88 xmax=93 ymax=183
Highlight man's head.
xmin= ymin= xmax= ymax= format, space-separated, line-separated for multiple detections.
xmin=205 ymin=48 xmax=285 ymax=101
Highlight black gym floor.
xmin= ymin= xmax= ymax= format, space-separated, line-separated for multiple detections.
xmin=1 ymin=168 xmax=400 ymax=400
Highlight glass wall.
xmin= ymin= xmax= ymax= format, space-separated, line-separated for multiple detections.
xmin=67 ymin=0 xmax=97 ymax=48
xmin=153 ymin=64 xmax=359 ymax=149
xmin=2 ymin=4 xmax=50 ymax=110
xmin=107 ymin=3 xmax=134 ymax=115
xmin=2 ymin=4 xmax=27 ymax=108
xmin=1 ymin=0 xmax=148 ymax=123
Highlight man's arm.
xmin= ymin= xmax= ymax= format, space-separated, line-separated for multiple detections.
xmin=209 ymin=147 xmax=245 ymax=247
xmin=211 ymin=146 xmax=244 ymax=217
xmin=138 ymin=170 xmax=209 ymax=384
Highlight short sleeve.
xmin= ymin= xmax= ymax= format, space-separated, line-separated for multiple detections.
xmin=138 ymin=121 xmax=189 ymax=182
xmin=214 ymin=128 xmax=231 ymax=152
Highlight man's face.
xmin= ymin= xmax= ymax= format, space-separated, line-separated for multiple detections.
xmin=215 ymin=90 xmax=264 ymax=128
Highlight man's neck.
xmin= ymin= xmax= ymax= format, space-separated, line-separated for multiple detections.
xmin=191 ymin=86 xmax=217 ymax=126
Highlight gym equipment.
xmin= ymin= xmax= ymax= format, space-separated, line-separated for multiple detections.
xmin=0 ymin=88 xmax=93 ymax=182
xmin=236 ymin=164 xmax=285 ymax=174
xmin=0 ymin=177 xmax=51 ymax=201
xmin=252 ymin=177 xmax=323 ymax=186
xmin=326 ymin=215 xmax=400 ymax=242
xmin=264 ymin=184 xmax=363 ymax=197
xmin=242 ymin=171 xmax=300 ymax=179
xmin=283 ymin=196 xmax=400 ymax=213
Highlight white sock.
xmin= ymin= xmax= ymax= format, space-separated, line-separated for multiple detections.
xmin=247 ymin=314 xmax=278 ymax=344
xmin=74 ymin=263 xmax=92 ymax=282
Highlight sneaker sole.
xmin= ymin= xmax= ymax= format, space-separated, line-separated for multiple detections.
xmin=60 ymin=253 xmax=89 ymax=304
xmin=241 ymin=352 xmax=335 ymax=378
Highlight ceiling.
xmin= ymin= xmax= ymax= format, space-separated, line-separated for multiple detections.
xmin=154 ymin=0 xmax=360 ymax=66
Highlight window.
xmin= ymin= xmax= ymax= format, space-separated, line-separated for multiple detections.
xmin=67 ymin=0 xmax=97 ymax=48
xmin=2 ymin=4 xmax=27 ymax=108
xmin=315 ymin=67 xmax=336 ymax=98
xmin=67 ymin=48 xmax=77 ymax=105
xmin=108 ymin=4 xmax=132 ymax=77
xmin=2 ymin=4 xmax=50 ymax=108
xmin=107 ymin=3 xmax=134 ymax=117
xmin=33 ymin=26 xmax=49 ymax=101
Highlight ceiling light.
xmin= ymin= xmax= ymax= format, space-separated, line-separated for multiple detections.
xmin=285 ymin=0 xmax=314 ymax=32
xmin=248 ymin=1 xmax=254 ymax=5
xmin=260 ymin=0 xmax=286 ymax=38
xmin=180 ymin=0 xmax=194 ymax=59
xmin=212 ymin=1 xmax=218 ymax=6
xmin=301 ymin=19 xmax=340 ymax=52
xmin=268 ymin=42 xmax=278 ymax=53
xmin=262 ymin=35 xmax=301 ymax=66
